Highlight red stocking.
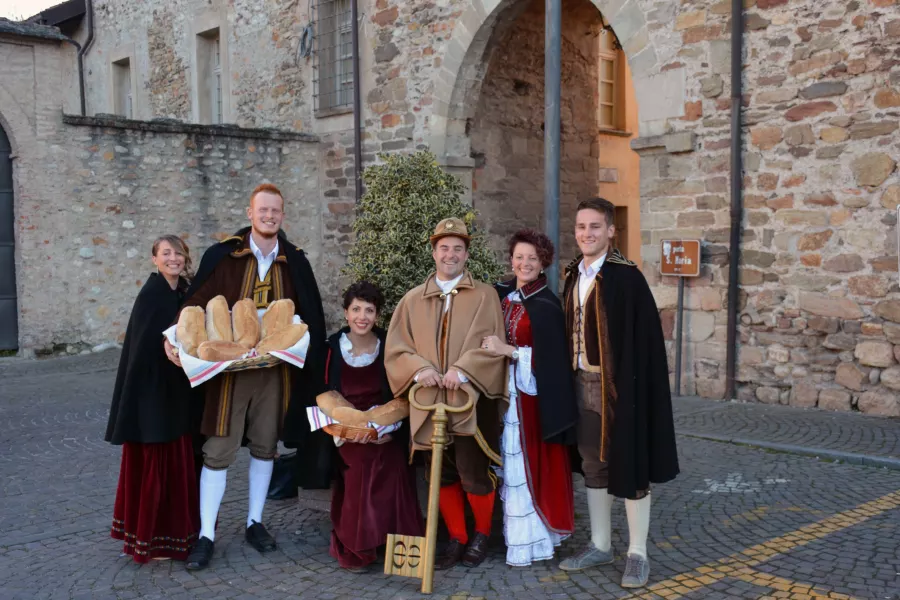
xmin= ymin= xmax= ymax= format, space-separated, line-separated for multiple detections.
xmin=439 ymin=482 xmax=468 ymax=544
xmin=466 ymin=490 xmax=495 ymax=537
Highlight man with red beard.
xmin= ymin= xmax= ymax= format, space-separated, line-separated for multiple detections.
xmin=164 ymin=183 xmax=327 ymax=570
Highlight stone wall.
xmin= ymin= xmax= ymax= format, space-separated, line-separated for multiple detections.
xmin=469 ymin=0 xmax=644 ymax=265
xmin=363 ymin=0 xmax=900 ymax=415
xmin=18 ymin=115 xmax=319 ymax=352
xmin=633 ymin=0 xmax=900 ymax=416
xmin=0 ymin=32 xmax=80 ymax=353
xmin=470 ymin=0 xmax=603 ymax=264
xmin=9 ymin=0 xmax=900 ymax=416
xmin=84 ymin=0 xmax=312 ymax=129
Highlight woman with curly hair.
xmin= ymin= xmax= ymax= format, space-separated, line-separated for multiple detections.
xmin=105 ymin=235 xmax=201 ymax=563
xmin=481 ymin=229 xmax=579 ymax=566
xmin=326 ymin=281 xmax=424 ymax=571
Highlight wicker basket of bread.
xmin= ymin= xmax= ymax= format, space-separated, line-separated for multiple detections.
xmin=322 ymin=423 xmax=379 ymax=441
xmin=172 ymin=295 xmax=308 ymax=373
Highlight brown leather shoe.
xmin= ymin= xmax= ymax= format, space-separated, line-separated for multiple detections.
xmin=435 ymin=539 xmax=466 ymax=570
xmin=461 ymin=532 xmax=489 ymax=567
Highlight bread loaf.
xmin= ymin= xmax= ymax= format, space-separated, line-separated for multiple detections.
xmin=256 ymin=323 xmax=308 ymax=355
xmin=205 ymin=295 xmax=233 ymax=342
xmin=366 ymin=399 xmax=410 ymax=426
xmin=231 ymin=298 xmax=260 ymax=349
xmin=331 ymin=406 xmax=371 ymax=427
xmin=176 ymin=306 xmax=207 ymax=357
xmin=316 ymin=390 xmax=354 ymax=418
xmin=261 ymin=298 xmax=295 ymax=338
xmin=197 ymin=340 xmax=249 ymax=362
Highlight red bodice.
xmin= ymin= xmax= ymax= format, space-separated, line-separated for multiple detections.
xmin=502 ymin=295 xmax=533 ymax=350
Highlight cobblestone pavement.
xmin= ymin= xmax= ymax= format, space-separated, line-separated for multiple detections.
xmin=1 ymin=353 xmax=898 ymax=600
xmin=674 ymin=397 xmax=900 ymax=467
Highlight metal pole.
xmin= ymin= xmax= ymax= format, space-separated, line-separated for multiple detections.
xmin=725 ymin=0 xmax=744 ymax=401
xmin=674 ymin=277 xmax=684 ymax=396
xmin=544 ymin=0 xmax=562 ymax=292
xmin=350 ymin=0 xmax=364 ymax=203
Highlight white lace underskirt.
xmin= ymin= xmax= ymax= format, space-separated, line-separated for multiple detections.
xmin=500 ymin=389 xmax=569 ymax=567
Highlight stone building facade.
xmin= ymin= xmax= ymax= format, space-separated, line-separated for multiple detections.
xmin=3 ymin=0 xmax=900 ymax=416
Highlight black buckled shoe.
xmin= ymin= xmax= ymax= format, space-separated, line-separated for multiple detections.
xmin=435 ymin=538 xmax=466 ymax=570
xmin=185 ymin=536 xmax=214 ymax=571
xmin=245 ymin=520 xmax=277 ymax=553
xmin=461 ymin=532 xmax=489 ymax=567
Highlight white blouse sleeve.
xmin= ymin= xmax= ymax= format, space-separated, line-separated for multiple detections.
xmin=514 ymin=346 xmax=537 ymax=396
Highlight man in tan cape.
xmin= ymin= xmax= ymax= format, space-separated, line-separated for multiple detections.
xmin=386 ymin=217 xmax=507 ymax=570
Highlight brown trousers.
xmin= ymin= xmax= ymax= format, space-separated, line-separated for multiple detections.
xmin=424 ymin=435 xmax=496 ymax=496
xmin=575 ymin=370 xmax=650 ymax=499
xmin=575 ymin=371 xmax=610 ymax=489
xmin=203 ymin=369 xmax=282 ymax=470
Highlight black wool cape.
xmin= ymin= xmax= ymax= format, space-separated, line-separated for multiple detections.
xmin=564 ymin=255 xmax=680 ymax=500
xmin=494 ymin=277 xmax=578 ymax=446
xmin=183 ymin=227 xmax=329 ymax=486
xmin=106 ymin=273 xmax=199 ymax=445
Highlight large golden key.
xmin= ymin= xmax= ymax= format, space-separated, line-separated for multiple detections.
xmin=384 ymin=383 xmax=474 ymax=594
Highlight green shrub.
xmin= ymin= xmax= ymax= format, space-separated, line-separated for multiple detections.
xmin=342 ymin=151 xmax=506 ymax=323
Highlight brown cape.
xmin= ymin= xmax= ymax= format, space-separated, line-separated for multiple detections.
xmin=385 ymin=271 xmax=508 ymax=453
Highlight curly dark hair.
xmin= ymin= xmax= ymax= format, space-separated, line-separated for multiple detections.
xmin=508 ymin=229 xmax=555 ymax=269
xmin=342 ymin=281 xmax=385 ymax=313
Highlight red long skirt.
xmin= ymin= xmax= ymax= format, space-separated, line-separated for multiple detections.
xmin=520 ymin=390 xmax=575 ymax=534
xmin=329 ymin=440 xmax=424 ymax=568
xmin=111 ymin=434 xmax=199 ymax=563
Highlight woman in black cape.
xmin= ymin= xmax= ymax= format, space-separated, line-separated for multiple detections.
xmin=105 ymin=235 xmax=201 ymax=563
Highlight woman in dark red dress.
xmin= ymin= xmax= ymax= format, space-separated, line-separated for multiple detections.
xmin=483 ymin=229 xmax=579 ymax=566
xmin=105 ymin=235 xmax=201 ymax=563
xmin=327 ymin=282 xmax=424 ymax=571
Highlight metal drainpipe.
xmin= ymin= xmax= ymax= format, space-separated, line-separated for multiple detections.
xmin=544 ymin=0 xmax=562 ymax=292
xmin=75 ymin=0 xmax=95 ymax=116
xmin=351 ymin=0 xmax=363 ymax=202
xmin=725 ymin=0 xmax=744 ymax=401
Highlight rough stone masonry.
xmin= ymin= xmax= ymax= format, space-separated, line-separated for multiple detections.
xmin=358 ymin=0 xmax=900 ymax=416
xmin=20 ymin=116 xmax=319 ymax=353
xmin=4 ymin=0 xmax=900 ymax=418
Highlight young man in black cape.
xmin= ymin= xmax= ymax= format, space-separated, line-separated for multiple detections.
xmin=164 ymin=183 xmax=328 ymax=570
xmin=558 ymin=197 xmax=679 ymax=589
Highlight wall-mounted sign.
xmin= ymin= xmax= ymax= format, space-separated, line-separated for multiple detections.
xmin=660 ymin=239 xmax=700 ymax=277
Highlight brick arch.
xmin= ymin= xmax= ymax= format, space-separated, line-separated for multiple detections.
xmin=428 ymin=0 xmax=659 ymax=161
xmin=0 ymin=84 xmax=36 ymax=158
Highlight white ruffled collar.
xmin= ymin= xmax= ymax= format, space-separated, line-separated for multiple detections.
xmin=339 ymin=332 xmax=380 ymax=368
xmin=506 ymin=289 xmax=522 ymax=302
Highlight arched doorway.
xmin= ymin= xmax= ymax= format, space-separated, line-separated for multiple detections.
xmin=449 ymin=0 xmax=642 ymax=269
xmin=0 ymin=124 xmax=17 ymax=350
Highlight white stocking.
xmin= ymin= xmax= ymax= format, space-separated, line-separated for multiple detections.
xmin=247 ymin=457 xmax=274 ymax=528
xmin=586 ymin=487 xmax=614 ymax=552
xmin=199 ymin=467 xmax=227 ymax=541
xmin=625 ymin=493 xmax=651 ymax=558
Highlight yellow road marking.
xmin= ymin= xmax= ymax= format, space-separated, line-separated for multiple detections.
xmin=624 ymin=490 xmax=900 ymax=600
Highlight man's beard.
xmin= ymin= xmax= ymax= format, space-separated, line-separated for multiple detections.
xmin=254 ymin=224 xmax=279 ymax=239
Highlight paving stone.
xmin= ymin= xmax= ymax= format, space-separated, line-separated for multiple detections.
xmin=0 ymin=358 xmax=898 ymax=599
